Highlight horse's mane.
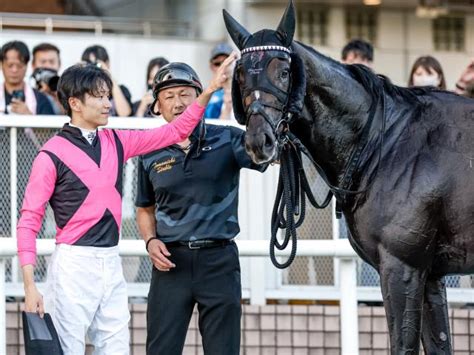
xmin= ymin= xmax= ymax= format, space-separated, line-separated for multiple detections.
xmin=347 ymin=64 xmax=424 ymax=105
xmin=296 ymin=41 xmax=447 ymax=106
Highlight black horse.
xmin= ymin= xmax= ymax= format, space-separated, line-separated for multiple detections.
xmin=224 ymin=1 xmax=474 ymax=354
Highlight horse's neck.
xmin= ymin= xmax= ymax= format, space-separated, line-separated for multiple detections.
xmin=294 ymin=44 xmax=374 ymax=185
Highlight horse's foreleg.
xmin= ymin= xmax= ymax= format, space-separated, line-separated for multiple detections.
xmin=379 ymin=247 xmax=428 ymax=355
xmin=421 ymin=276 xmax=452 ymax=354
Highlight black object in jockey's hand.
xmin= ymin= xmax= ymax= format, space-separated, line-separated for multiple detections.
xmin=22 ymin=311 xmax=63 ymax=354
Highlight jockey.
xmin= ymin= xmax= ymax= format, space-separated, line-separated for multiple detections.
xmin=17 ymin=62 xmax=229 ymax=354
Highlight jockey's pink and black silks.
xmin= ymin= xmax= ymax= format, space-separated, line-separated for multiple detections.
xmin=17 ymin=101 xmax=205 ymax=266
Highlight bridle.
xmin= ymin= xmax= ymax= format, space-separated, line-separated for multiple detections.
xmin=238 ymin=45 xmax=295 ymax=148
xmin=239 ymin=45 xmax=386 ymax=269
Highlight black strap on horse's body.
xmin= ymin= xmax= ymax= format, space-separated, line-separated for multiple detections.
xmin=334 ymin=93 xmax=383 ymax=218
xmin=238 ymin=44 xmax=386 ymax=269
xmin=268 ymin=93 xmax=385 ymax=269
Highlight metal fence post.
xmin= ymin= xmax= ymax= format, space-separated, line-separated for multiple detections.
xmin=339 ymin=257 xmax=359 ymax=355
xmin=10 ymin=128 xmax=18 ymax=284
xmin=10 ymin=127 xmax=17 ymax=239
xmin=332 ymin=198 xmax=340 ymax=287
xmin=248 ymin=171 xmax=267 ymax=305
xmin=0 ymin=258 xmax=6 ymax=355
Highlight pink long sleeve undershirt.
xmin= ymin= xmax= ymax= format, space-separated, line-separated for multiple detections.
xmin=17 ymin=101 xmax=205 ymax=266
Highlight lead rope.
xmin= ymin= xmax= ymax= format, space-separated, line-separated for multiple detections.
xmin=269 ymin=93 xmax=385 ymax=269
xmin=269 ymin=135 xmax=333 ymax=269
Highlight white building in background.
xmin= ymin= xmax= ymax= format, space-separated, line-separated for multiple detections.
xmin=0 ymin=0 xmax=472 ymax=302
xmin=1 ymin=0 xmax=473 ymax=96
xmin=233 ymin=0 xmax=474 ymax=89
xmin=187 ymin=0 xmax=474 ymax=89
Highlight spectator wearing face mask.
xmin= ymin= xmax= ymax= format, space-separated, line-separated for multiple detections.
xmin=408 ymin=56 xmax=446 ymax=89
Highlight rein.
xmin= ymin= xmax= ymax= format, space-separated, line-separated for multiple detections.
xmin=241 ymin=45 xmax=386 ymax=269
xmin=269 ymin=131 xmax=333 ymax=268
xmin=268 ymin=93 xmax=385 ymax=268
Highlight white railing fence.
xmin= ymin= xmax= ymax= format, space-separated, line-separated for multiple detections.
xmin=0 ymin=238 xmax=360 ymax=355
xmin=0 ymin=114 xmax=473 ymax=355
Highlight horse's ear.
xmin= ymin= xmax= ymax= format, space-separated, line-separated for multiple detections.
xmin=276 ymin=0 xmax=296 ymax=47
xmin=223 ymin=9 xmax=251 ymax=50
xmin=287 ymin=53 xmax=306 ymax=116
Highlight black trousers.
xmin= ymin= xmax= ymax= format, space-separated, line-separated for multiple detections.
xmin=146 ymin=241 xmax=241 ymax=355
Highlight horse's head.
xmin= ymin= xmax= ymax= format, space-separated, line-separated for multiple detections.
xmin=224 ymin=0 xmax=306 ymax=164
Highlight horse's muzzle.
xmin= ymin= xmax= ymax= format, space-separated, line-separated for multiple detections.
xmin=245 ymin=132 xmax=277 ymax=164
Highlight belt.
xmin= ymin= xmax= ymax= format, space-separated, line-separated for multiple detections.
xmin=165 ymin=239 xmax=233 ymax=250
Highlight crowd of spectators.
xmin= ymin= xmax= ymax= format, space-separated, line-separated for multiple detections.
xmin=0 ymin=40 xmax=239 ymax=120
xmin=1 ymin=39 xmax=473 ymax=121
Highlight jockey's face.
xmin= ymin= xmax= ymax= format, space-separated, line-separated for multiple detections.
xmin=69 ymin=82 xmax=112 ymax=130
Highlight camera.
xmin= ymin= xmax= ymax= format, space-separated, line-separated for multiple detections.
xmin=12 ymin=90 xmax=25 ymax=102
xmin=31 ymin=68 xmax=60 ymax=92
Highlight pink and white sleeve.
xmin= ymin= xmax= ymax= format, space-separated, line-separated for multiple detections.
xmin=115 ymin=101 xmax=205 ymax=161
xmin=17 ymin=152 xmax=57 ymax=266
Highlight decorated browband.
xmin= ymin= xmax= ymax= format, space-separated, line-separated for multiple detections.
xmin=241 ymin=45 xmax=291 ymax=55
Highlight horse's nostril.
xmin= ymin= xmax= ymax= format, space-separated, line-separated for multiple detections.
xmin=264 ymin=133 xmax=273 ymax=148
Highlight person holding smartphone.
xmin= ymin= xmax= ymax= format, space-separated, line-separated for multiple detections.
xmin=132 ymin=57 xmax=169 ymax=117
xmin=0 ymin=41 xmax=54 ymax=115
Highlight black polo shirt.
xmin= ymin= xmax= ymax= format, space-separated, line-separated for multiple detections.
xmin=135 ymin=124 xmax=266 ymax=243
